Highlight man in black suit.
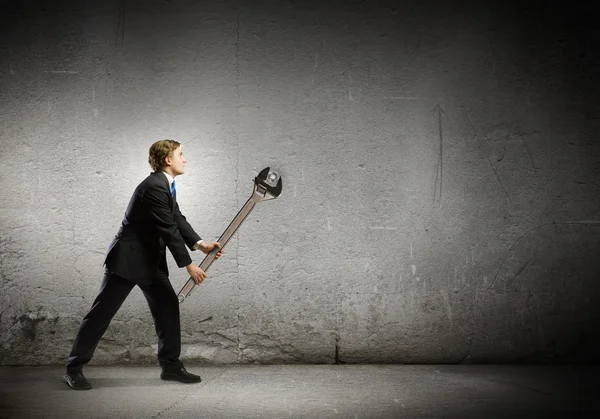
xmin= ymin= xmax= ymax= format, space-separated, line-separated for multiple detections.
xmin=63 ymin=139 xmax=222 ymax=390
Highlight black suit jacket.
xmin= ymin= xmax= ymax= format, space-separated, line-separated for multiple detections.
xmin=104 ymin=171 xmax=201 ymax=285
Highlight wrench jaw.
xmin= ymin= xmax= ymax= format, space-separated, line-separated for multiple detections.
xmin=255 ymin=167 xmax=282 ymax=201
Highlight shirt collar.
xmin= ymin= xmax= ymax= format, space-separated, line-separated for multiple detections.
xmin=161 ymin=171 xmax=174 ymax=188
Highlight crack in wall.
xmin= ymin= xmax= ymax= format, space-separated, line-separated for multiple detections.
xmin=462 ymin=107 xmax=514 ymax=204
xmin=233 ymin=0 xmax=243 ymax=364
xmin=489 ymin=220 xmax=600 ymax=289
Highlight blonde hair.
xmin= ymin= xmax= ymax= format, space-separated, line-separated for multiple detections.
xmin=148 ymin=139 xmax=181 ymax=171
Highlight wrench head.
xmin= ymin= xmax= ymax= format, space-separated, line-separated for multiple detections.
xmin=255 ymin=167 xmax=282 ymax=198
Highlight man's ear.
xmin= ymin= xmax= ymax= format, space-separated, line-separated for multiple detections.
xmin=164 ymin=155 xmax=172 ymax=167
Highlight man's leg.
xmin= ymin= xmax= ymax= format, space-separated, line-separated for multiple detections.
xmin=66 ymin=271 xmax=135 ymax=375
xmin=139 ymin=271 xmax=183 ymax=371
xmin=139 ymin=271 xmax=200 ymax=383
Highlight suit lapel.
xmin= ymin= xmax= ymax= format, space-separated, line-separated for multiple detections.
xmin=153 ymin=171 xmax=175 ymax=210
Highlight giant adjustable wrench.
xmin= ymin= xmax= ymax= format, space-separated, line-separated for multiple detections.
xmin=177 ymin=167 xmax=283 ymax=303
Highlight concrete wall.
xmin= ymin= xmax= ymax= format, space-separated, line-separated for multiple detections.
xmin=1 ymin=0 xmax=599 ymax=365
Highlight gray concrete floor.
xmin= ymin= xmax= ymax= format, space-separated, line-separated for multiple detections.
xmin=0 ymin=364 xmax=599 ymax=418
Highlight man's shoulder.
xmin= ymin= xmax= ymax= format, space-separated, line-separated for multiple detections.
xmin=131 ymin=172 xmax=168 ymax=199
xmin=138 ymin=171 xmax=167 ymax=189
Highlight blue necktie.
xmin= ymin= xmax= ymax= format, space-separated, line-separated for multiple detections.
xmin=170 ymin=180 xmax=176 ymax=197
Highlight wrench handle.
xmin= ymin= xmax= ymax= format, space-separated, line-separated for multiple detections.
xmin=177 ymin=194 xmax=260 ymax=303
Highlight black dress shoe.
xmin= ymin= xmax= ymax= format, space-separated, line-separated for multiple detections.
xmin=160 ymin=367 xmax=201 ymax=383
xmin=62 ymin=372 xmax=92 ymax=390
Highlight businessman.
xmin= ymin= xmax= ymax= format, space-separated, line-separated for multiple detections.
xmin=63 ymin=139 xmax=222 ymax=390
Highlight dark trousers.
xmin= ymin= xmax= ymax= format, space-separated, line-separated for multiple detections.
xmin=66 ymin=270 xmax=183 ymax=373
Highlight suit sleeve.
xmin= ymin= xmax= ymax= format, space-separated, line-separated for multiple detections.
xmin=173 ymin=201 xmax=202 ymax=248
xmin=143 ymin=185 xmax=193 ymax=268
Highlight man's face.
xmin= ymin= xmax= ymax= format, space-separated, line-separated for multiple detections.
xmin=166 ymin=146 xmax=186 ymax=176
